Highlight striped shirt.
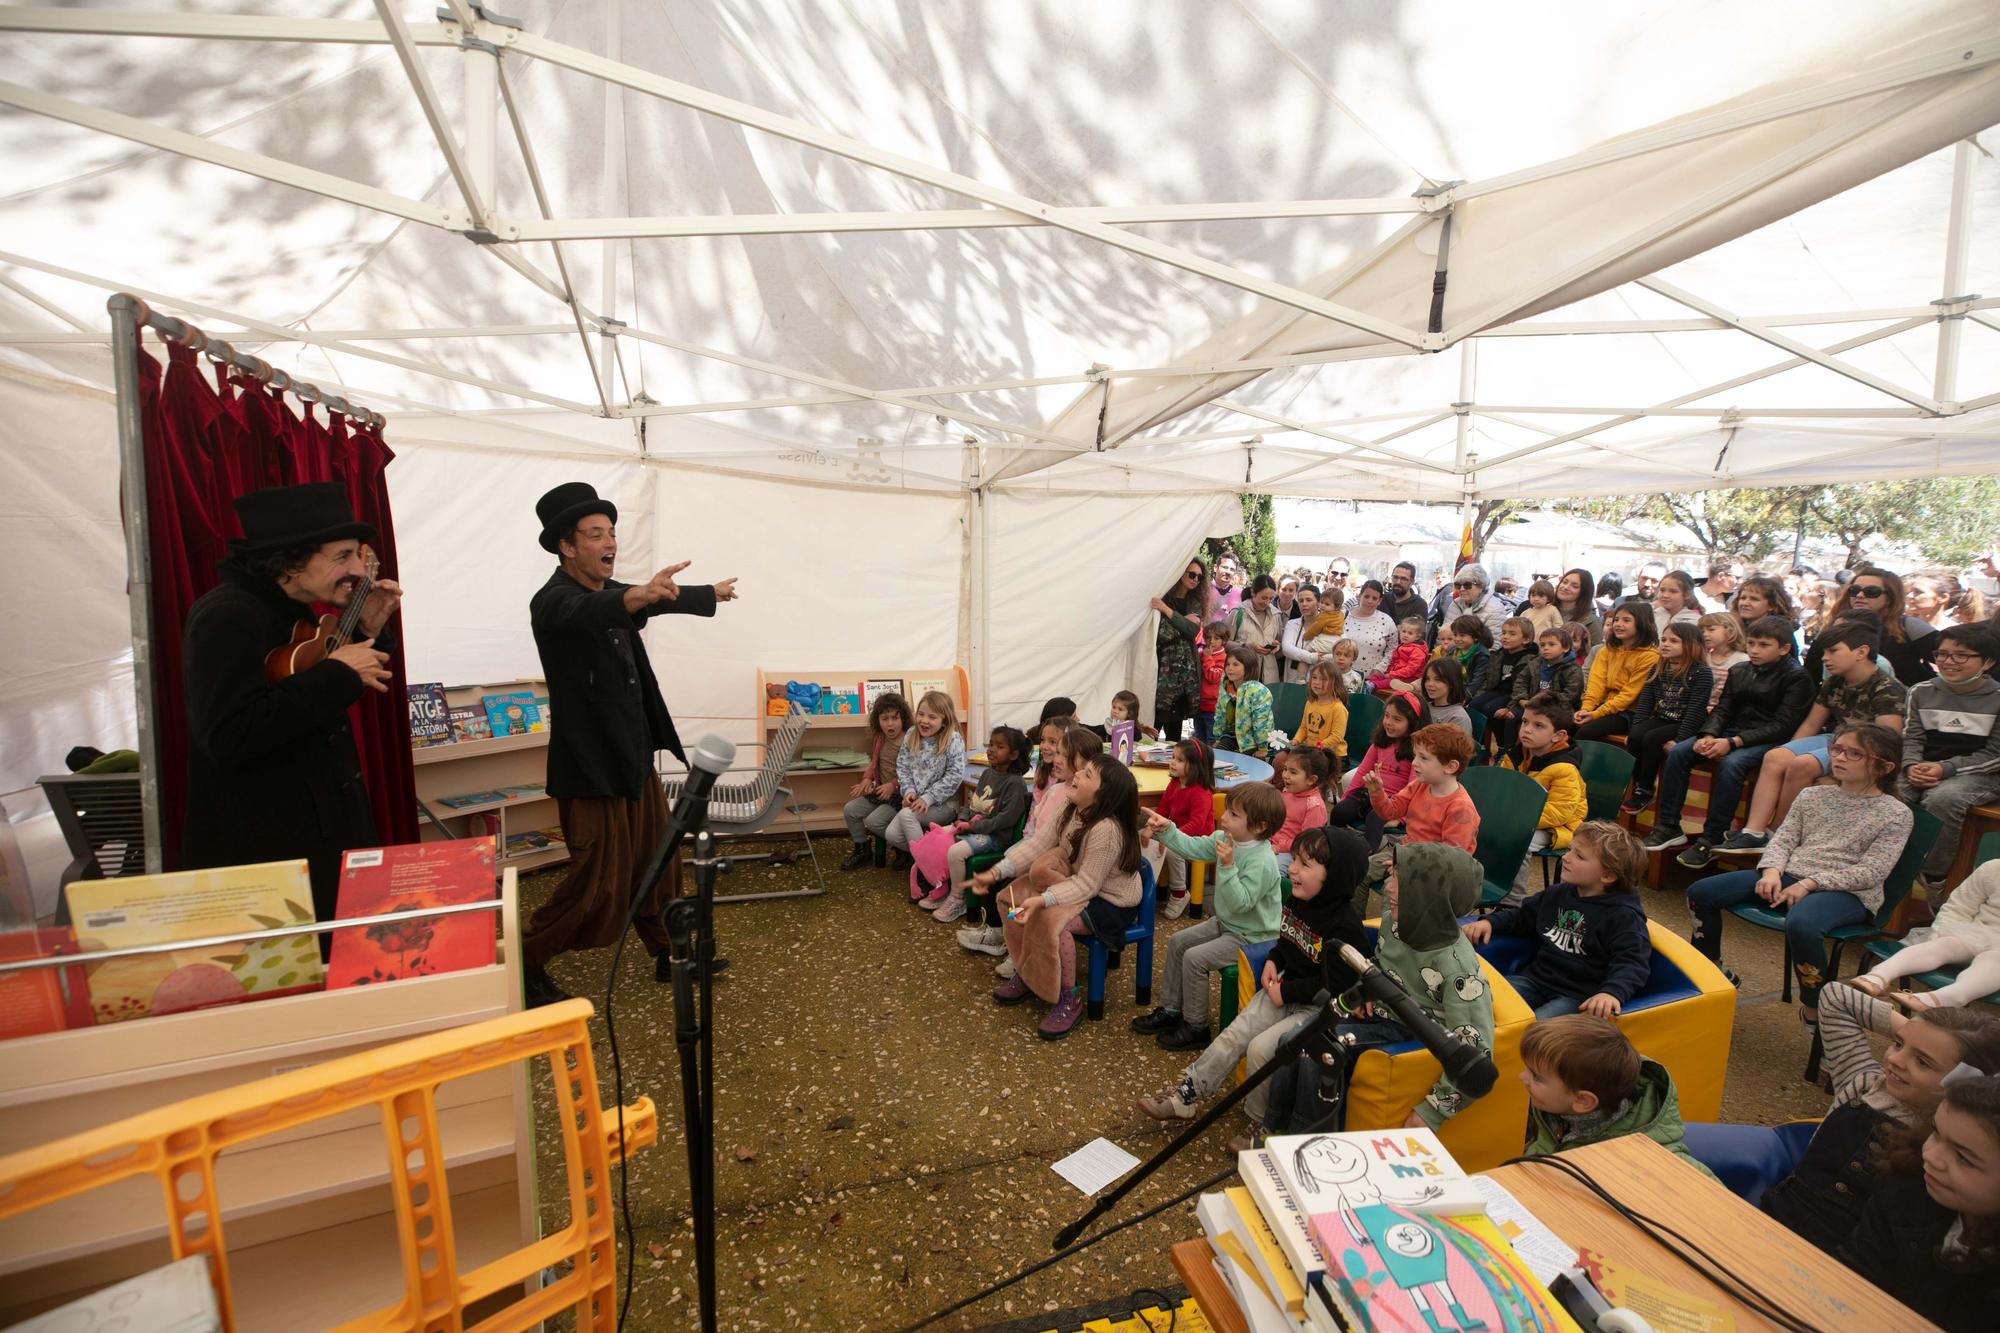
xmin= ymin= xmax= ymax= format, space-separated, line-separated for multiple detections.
xmin=1902 ymin=675 xmax=2000 ymax=777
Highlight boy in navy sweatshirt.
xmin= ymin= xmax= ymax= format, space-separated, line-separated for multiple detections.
xmin=1464 ymin=820 xmax=1651 ymax=1018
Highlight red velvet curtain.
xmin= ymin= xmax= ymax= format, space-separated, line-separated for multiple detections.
xmin=135 ymin=334 xmax=417 ymax=867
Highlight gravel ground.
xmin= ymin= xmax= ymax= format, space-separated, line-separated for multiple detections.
xmin=520 ymin=840 xmax=1827 ymax=1332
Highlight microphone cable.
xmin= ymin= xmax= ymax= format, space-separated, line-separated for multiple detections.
xmin=1499 ymin=1154 xmax=1822 ymax=1333
xmin=604 ymin=902 xmax=641 ymax=1329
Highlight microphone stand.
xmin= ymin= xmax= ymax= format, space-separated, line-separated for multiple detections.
xmin=664 ymin=828 xmax=730 ymax=1333
xmin=1054 ymin=991 xmax=1352 ymax=1251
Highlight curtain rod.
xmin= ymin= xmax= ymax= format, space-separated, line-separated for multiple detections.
xmin=107 ymin=292 xmax=386 ymax=429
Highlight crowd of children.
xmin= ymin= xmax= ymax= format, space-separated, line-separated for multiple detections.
xmin=820 ymin=552 xmax=2000 ymax=1328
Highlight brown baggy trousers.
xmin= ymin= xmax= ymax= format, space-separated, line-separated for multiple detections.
xmin=524 ymin=782 xmax=679 ymax=970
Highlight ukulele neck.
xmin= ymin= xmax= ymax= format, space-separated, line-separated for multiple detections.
xmin=330 ymin=575 xmax=374 ymax=645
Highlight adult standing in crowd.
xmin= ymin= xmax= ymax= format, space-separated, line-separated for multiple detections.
xmin=1553 ymin=567 xmax=1603 ymax=646
xmin=1445 ymin=563 xmax=1511 ymax=642
xmin=1384 ymin=560 xmax=1428 ymax=627
xmin=1280 ymin=583 xmax=1335 ymax=685
xmin=1344 ymin=579 xmax=1399 ymax=678
xmin=1630 ymin=561 xmax=1667 ymax=607
xmin=1229 ymin=574 xmax=1287 ymax=685
xmin=1905 ymin=571 xmax=1961 ymax=631
xmin=1731 ymin=575 xmax=1795 ymax=628
xmin=181 ymin=482 xmax=402 ymax=935
xmin=1323 ymin=559 xmax=1351 ymax=607
xmin=1209 ymin=553 xmax=1244 ymax=616
xmin=1804 ymin=567 xmax=1938 ymax=686
xmin=1153 ymin=559 xmax=1208 ymax=742
xmin=1274 ymin=575 xmax=1300 ymax=622
xmin=1697 ymin=559 xmax=1743 ymax=613
xmin=525 ymin=482 xmax=738 ymax=1007
xmin=1594 ymin=572 xmax=1623 ymax=620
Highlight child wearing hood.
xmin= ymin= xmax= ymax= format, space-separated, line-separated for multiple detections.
xmin=1137 ymin=826 xmax=1369 ymax=1150
xmin=1337 ymin=841 xmax=1496 ymax=1130
xmin=1519 ymin=1014 xmax=1715 ymax=1178
xmin=1464 ymin=820 xmax=1651 ymax=1018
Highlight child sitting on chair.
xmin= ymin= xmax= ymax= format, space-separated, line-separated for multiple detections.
xmin=1137 ymin=825 xmax=1369 ymax=1152
xmin=1269 ymin=746 xmax=1333 ymax=876
xmin=927 ymin=725 xmax=1030 ymax=922
xmin=1327 ymin=693 xmax=1421 ymax=852
xmin=1518 ymin=1014 xmax=1713 ymax=1176
xmin=1133 ymin=781 xmax=1287 ymax=1051
xmin=1215 ymin=645 xmax=1276 ymax=759
xmin=1154 ymin=736 xmax=1218 ymax=920
xmin=1495 ymin=695 xmax=1587 ymax=901
xmin=1852 ymin=857 xmax=2000 ymax=1010
xmin=1293 ymin=661 xmax=1350 ymax=760
xmin=1330 ymin=639 xmax=1365 ymax=701
xmin=1463 ymin=819 xmax=1650 ymax=1018
xmin=958 ymin=721 xmax=1096 ymax=962
xmin=1368 ymin=617 xmax=1429 ymax=694
xmin=884 ymin=690 xmax=968 ymax=870
xmin=1362 ymin=723 xmax=1479 ymax=884
xmin=840 ymin=690 xmax=911 ymax=870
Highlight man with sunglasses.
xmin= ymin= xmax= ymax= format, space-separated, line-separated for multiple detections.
xmin=1899 ymin=623 xmax=2000 ymax=889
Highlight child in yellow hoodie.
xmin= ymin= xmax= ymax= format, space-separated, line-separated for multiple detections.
xmin=1498 ymin=694 xmax=1588 ymax=902
xmin=1573 ymin=603 xmax=1660 ymax=742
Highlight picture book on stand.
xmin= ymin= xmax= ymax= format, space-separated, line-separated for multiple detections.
xmin=407 ymin=681 xmax=452 ymax=747
xmin=0 ymin=927 xmax=93 ymax=1039
xmin=327 ymin=838 xmax=498 ymax=989
xmin=449 ymin=704 xmax=492 ymax=742
xmin=482 ymin=691 xmax=545 ymax=736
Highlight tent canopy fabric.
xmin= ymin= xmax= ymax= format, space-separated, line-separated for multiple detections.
xmin=1 ymin=2 xmax=1997 ymax=831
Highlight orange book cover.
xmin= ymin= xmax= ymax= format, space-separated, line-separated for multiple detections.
xmin=328 ymin=838 xmax=497 ymax=989
xmin=0 ymin=928 xmax=92 ymax=1039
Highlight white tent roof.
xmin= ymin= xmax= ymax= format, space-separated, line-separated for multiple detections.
xmin=1 ymin=0 xmax=1996 ymax=500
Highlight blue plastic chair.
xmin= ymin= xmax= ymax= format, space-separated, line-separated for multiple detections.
xmin=1726 ymin=802 xmax=1940 ymax=1003
xmin=1683 ymin=1120 xmax=1820 ymax=1206
xmin=1085 ymin=860 xmax=1157 ymax=1021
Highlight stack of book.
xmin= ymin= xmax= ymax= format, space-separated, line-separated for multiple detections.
xmin=1194 ymin=1128 xmax=1580 ymax=1333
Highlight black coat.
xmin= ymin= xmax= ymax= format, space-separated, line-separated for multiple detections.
xmin=1838 ymin=1172 xmax=2000 ymax=1332
xmin=1701 ymin=657 xmax=1814 ymax=750
xmin=529 ymin=567 xmax=716 ymax=800
xmin=181 ymin=561 xmax=383 ymax=921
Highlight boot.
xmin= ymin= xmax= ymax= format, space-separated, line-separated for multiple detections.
xmin=838 ymin=841 xmax=871 ymax=871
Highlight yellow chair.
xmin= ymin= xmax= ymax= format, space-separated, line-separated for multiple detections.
xmin=1185 ymin=789 xmax=1230 ymax=918
xmin=0 ymin=999 xmax=653 ymax=1333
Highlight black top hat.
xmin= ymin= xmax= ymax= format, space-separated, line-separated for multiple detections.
xmin=229 ymin=482 xmax=375 ymax=555
xmin=536 ymin=482 xmax=618 ymax=554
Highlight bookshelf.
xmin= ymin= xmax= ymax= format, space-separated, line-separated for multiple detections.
xmin=753 ymin=667 xmax=971 ymax=833
xmin=412 ymin=678 xmax=567 ymax=873
xmin=0 ymin=871 xmax=536 ymax=1328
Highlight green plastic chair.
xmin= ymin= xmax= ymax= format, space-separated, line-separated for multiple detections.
xmin=1460 ymin=766 xmax=1549 ymax=908
xmin=1536 ymin=740 xmax=1637 ymax=885
xmin=1344 ymin=692 xmax=1384 ymax=760
xmin=1271 ymin=682 xmax=1308 ymax=740
xmin=1728 ymin=801 xmax=1941 ymax=1004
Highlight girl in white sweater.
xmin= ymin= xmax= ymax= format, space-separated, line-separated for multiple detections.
xmin=1854 ymin=859 xmax=2000 ymax=1008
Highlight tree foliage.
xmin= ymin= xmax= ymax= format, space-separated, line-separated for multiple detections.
xmin=1209 ymin=492 xmax=1278 ymax=578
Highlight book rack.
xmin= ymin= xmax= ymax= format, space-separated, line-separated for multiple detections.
xmin=413 ymin=679 xmax=566 ymax=872
xmin=0 ymin=872 xmax=535 ymax=1328
xmin=752 ymin=667 xmax=971 ymax=833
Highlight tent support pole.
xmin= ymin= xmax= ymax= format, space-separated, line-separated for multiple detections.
xmin=1934 ymin=138 xmax=1977 ymax=404
xmin=108 ymin=294 xmax=164 ymax=874
xmin=1454 ymin=338 xmax=1478 ymax=557
xmin=461 ymin=29 xmax=496 ymax=214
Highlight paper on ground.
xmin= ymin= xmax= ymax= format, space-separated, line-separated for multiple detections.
xmin=1471 ymin=1175 xmax=1575 ymax=1285
xmin=1052 ymin=1137 xmax=1141 ymax=1195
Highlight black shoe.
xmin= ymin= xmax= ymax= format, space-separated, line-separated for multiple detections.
xmin=1642 ymin=825 xmax=1688 ymax=852
xmin=1713 ymin=830 xmax=1770 ymax=858
xmin=524 ymin=966 xmax=571 ymax=1008
xmin=1130 ymin=1006 xmax=1180 ymax=1035
xmin=710 ymin=956 xmax=731 ymax=975
xmin=1619 ymin=787 xmax=1654 ymax=814
xmin=838 ymin=843 xmax=871 ymax=871
xmin=1676 ymin=839 xmax=1716 ymax=870
xmin=1156 ymin=1020 xmax=1213 ymax=1052
xmin=889 ymin=849 xmax=914 ymax=873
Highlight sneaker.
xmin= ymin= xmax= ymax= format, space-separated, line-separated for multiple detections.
xmin=992 ymin=974 xmax=1031 ymax=1005
xmin=1642 ymin=825 xmax=1688 ymax=852
xmin=1676 ymin=839 xmax=1716 ymax=870
xmin=1137 ymin=1088 xmax=1197 ymax=1121
xmin=838 ymin=843 xmax=871 ymax=871
xmin=1619 ymin=788 xmax=1654 ymax=815
xmin=957 ymin=925 xmax=1008 ymax=956
xmin=1156 ymin=1020 xmax=1213 ymax=1052
xmin=920 ymin=885 xmax=950 ymax=908
xmin=1161 ymin=889 xmax=1190 ymax=920
xmin=1038 ymin=988 xmax=1084 ymax=1039
xmin=1226 ymin=1129 xmax=1260 ymax=1154
xmin=931 ymin=895 xmax=966 ymax=924
xmin=524 ymin=966 xmax=571 ymax=1008
xmin=995 ymin=957 xmax=1017 ymax=980
xmin=1713 ymin=830 xmax=1770 ymax=858
xmin=1129 ymin=1006 xmax=1180 ymax=1035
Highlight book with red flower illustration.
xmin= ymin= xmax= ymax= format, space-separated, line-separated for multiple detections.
xmin=0 ymin=927 xmax=93 ymax=1039
xmin=328 ymin=838 xmax=498 ymax=989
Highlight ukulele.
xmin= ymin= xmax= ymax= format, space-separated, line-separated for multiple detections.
xmin=264 ymin=546 xmax=382 ymax=682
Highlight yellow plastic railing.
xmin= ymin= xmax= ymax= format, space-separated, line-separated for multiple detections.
xmin=0 ymin=998 xmax=654 ymax=1332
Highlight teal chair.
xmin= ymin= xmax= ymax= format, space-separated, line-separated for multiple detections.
xmin=1536 ymin=740 xmax=1637 ymax=885
xmin=1461 ymin=766 xmax=1548 ymax=908
xmin=1728 ymin=801 xmax=1941 ymax=1004
xmin=1271 ymin=682 xmax=1308 ymax=741
xmin=1345 ymin=691 xmax=1385 ymax=760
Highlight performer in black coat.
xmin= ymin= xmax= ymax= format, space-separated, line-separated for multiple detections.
xmin=525 ymin=482 xmax=738 ymax=1005
xmin=181 ymin=483 xmax=401 ymax=933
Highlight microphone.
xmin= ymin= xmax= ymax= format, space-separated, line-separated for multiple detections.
xmin=625 ymin=735 xmax=738 ymax=933
xmin=1336 ymin=942 xmax=1499 ymax=1098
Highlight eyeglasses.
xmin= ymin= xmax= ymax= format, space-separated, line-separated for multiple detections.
xmin=1184 ymin=569 xmax=1201 ymax=580
xmin=1848 ymin=584 xmax=1887 ymax=599
xmin=1827 ymin=744 xmax=1868 ymax=762
xmin=1936 ymin=649 xmax=1985 ymax=665
xmin=1453 ymin=581 xmax=1476 ymax=590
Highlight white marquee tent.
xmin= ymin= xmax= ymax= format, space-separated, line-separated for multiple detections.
xmin=2 ymin=1 xmax=1997 ymax=891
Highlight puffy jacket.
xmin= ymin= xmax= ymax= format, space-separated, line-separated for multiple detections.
xmin=1478 ymin=646 xmax=1538 ymax=701
xmin=1516 ymin=653 xmax=1584 ymax=711
xmin=1581 ymin=644 xmax=1659 ymax=718
xmin=1701 ymin=657 xmax=1814 ymax=749
xmin=1499 ymin=742 xmax=1587 ymax=846
xmin=1525 ymin=1059 xmax=1715 ymax=1180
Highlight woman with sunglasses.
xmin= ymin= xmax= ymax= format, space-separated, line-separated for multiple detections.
xmin=1443 ymin=562 xmax=1510 ymax=645
xmin=1151 ymin=561 xmax=1209 ymax=744
xmin=1804 ymin=567 xmax=1940 ymax=686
